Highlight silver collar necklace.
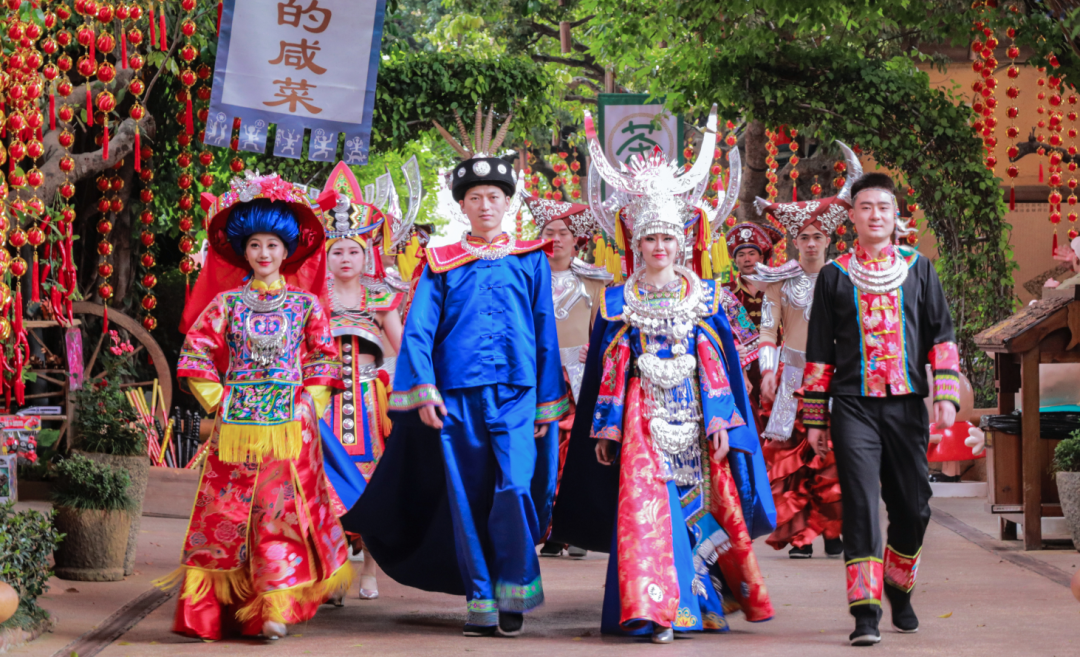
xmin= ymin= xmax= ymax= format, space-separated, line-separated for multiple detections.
xmin=460 ymin=231 xmax=513 ymax=260
xmin=847 ymin=249 xmax=908 ymax=294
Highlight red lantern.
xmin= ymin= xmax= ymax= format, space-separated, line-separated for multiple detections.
xmin=140 ymin=231 xmax=155 ymax=247
xmin=98 ymin=262 xmax=113 ymax=278
xmin=141 ymin=253 xmax=156 ymax=268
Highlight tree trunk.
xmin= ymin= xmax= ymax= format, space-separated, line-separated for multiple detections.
xmin=736 ymin=120 xmax=769 ymax=222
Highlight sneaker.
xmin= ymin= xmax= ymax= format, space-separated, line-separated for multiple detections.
xmin=824 ymin=537 xmax=844 ymax=558
xmin=540 ymin=542 xmax=563 ymax=557
xmin=262 ymin=621 xmax=288 ymax=640
xmin=567 ymin=545 xmax=587 ymax=559
xmin=497 ymin=612 xmax=524 ymax=637
xmin=849 ymin=620 xmax=881 ymax=646
xmin=885 ymin=586 xmax=919 ymax=633
xmin=651 ymin=623 xmax=674 ymax=644
xmin=789 ymin=544 xmax=813 ymax=559
xmin=463 ymin=623 xmax=497 ymax=637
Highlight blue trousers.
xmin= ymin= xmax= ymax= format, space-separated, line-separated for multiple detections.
xmin=441 ymin=384 xmax=546 ymax=626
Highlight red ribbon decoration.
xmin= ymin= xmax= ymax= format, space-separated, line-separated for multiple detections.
xmin=121 ymin=30 xmax=128 ymax=69
xmin=185 ymin=93 xmax=194 ymax=135
xmin=134 ymin=128 xmax=141 ymax=172
xmin=31 ymin=253 xmax=40 ymax=303
xmin=49 ymin=93 xmax=55 ymax=131
xmin=149 ymin=7 xmax=156 ymax=46
xmin=1009 ymin=186 xmax=1016 ymax=211
xmin=160 ymin=10 xmax=167 ymax=51
xmin=102 ymin=121 xmax=109 ymax=161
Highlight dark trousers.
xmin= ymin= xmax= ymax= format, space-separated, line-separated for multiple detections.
xmin=831 ymin=395 xmax=931 ymax=618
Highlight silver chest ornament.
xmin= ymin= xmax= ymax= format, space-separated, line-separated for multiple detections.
xmin=551 ymin=269 xmax=590 ymax=320
xmin=240 ymin=281 xmax=290 ymax=368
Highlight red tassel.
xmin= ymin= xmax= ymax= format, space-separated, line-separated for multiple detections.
xmin=149 ymin=7 xmax=156 ymax=46
xmin=134 ymin=129 xmax=141 ymax=172
xmin=31 ymin=253 xmax=40 ymax=303
xmin=0 ymin=101 xmax=4 ymax=138
xmin=217 ymin=1 xmax=223 ymax=36
xmin=49 ymin=93 xmax=55 ymax=130
xmin=103 ymin=304 xmax=109 ymax=335
xmin=86 ymin=85 xmax=92 ymax=124
xmin=792 ymin=186 xmax=797 ymax=202
xmin=1040 ymin=163 xmax=1045 ymax=183
xmin=88 ymin=30 xmax=95 ymax=64
xmin=185 ymin=93 xmax=193 ymax=135
xmin=1053 ymin=231 xmax=1059 ymax=257
xmin=103 ymin=121 xmax=109 ymax=160
xmin=36 ymin=126 xmax=42 ymax=142
xmin=121 ymin=30 xmax=128 ymax=69
xmin=185 ymin=277 xmax=191 ymax=305
xmin=160 ymin=11 xmax=167 ymax=51
xmin=1010 ymin=185 xmax=1015 ymax=211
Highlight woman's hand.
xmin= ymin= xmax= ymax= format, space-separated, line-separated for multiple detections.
xmin=534 ymin=422 xmax=549 ymax=439
xmin=761 ymin=371 xmax=778 ymax=405
xmin=710 ymin=428 xmax=730 ymax=461
xmin=419 ymin=403 xmax=447 ymax=429
xmin=578 ymin=344 xmax=589 ymax=363
xmin=595 ymin=439 xmax=617 ymax=465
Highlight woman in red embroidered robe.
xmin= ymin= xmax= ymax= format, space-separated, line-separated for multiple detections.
xmin=157 ymin=174 xmax=350 ymax=642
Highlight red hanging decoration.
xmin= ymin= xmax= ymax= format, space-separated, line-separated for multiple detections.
xmin=103 ymin=121 xmax=109 ymax=160
xmin=134 ymin=128 xmax=141 ymax=171
xmin=49 ymin=93 xmax=56 ymax=130
xmin=1040 ymin=162 xmax=1045 ymax=182
xmin=159 ymin=9 xmax=167 ymax=50
xmin=31 ymin=255 xmax=40 ymax=304
xmin=792 ymin=187 xmax=797 ymax=202
xmin=149 ymin=6 xmax=157 ymax=45
xmin=185 ymin=93 xmax=194 ymax=135
xmin=121 ymin=30 xmax=128 ymax=69
xmin=217 ymin=1 xmax=223 ymax=36
xmin=1010 ymin=185 xmax=1015 ymax=210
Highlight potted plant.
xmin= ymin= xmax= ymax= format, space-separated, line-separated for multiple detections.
xmin=51 ymin=454 xmax=135 ymax=581
xmin=0 ymin=501 xmax=63 ymax=645
xmin=72 ymin=330 xmax=149 ymax=576
xmin=1053 ymin=430 xmax=1080 ymax=552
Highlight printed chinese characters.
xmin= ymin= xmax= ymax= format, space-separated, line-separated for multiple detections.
xmin=266 ymin=1 xmax=334 ymax=114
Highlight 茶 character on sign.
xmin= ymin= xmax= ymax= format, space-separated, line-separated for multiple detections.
xmin=264 ymin=78 xmax=322 ymax=114
xmin=269 ymin=39 xmax=327 ymax=75
xmin=278 ymin=0 xmax=332 ymax=33
xmin=615 ymin=119 xmax=662 ymax=162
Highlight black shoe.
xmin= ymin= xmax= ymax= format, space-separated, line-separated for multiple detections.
xmin=824 ymin=537 xmax=844 ymax=558
xmin=789 ymin=544 xmax=813 ymax=559
xmin=849 ymin=606 xmax=882 ymax=646
xmin=567 ymin=545 xmax=587 ymax=559
xmin=497 ymin=612 xmax=524 ymax=637
xmin=885 ymin=586 xmax=919 ymax=633
xmin=463 ymin=623 xmax=497 ymax=637
xmin=539 ymin=542 xmax=563 ymax=557
xmin=929 ymin=472 xmax=961 ymax=483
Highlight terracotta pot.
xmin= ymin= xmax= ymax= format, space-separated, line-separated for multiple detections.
xmin=0 ymin=581 xmax=18 ymax=624
xmin=75 ymin=450 xmax=150 ymax=576
xmin=52 ymin=506 xmax=130 ymax=581
xmin=1056 ymin=471 xmax=1080 ymax=553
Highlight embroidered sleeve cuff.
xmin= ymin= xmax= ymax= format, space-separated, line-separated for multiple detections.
xmin=739 ymin=336 xmax=760 ymax=369
xmin=802 ymin=395 xmax=830 ymax=428
xmin=177 ymin=351 xmax=220 ymax=382
xmin=591 ymin=425 xmax=622 ymax=443
xmin=535 ymin=395 xmax=569 ymax=422
xmin=389 ymin=384 xmax=443 ymax=411
xmin=932 ymin=371 xmax=961 ymax=410
xmin=707 ymin=408 xmax=746 ymax=435
xmin=801 ymin=362 xmax=834 ymax=394
xmin=929 ymin=341 xmax=959 ymax=372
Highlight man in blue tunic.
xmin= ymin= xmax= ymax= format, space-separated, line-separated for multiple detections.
xmin=343 ymin=107 xmax=567 ymax=638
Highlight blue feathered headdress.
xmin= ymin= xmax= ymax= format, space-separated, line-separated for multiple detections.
xmin=225 ymin=198 xmax=301 ymax=258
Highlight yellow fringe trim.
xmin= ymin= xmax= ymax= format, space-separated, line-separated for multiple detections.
xmin=153 ymin=565 xmax=253 ymax=606
xmin=374 ymin=378 xmax=392 ymax=438
xmin=217 ymin=421 xmax=303 ymax=464
xmin=236 ymin=562 xmax=355 ymax=625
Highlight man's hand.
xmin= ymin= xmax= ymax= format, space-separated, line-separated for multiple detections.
xmin=578 ymin=344 xmax=589 ymax=363
xmin=534 ymin=422 xmax=550 ymax=439
xmin=761 ymin=371 xmax=778 ymax=405
xmin=710 ymin=428 xmax=730 ymax=461
xmin=595 ymin=439 xmax=617 ymax=465
xmin=808 ymin=428 xmax=831 ymax=458
xmin=419 ymin=403 xmax=447 ymax=429
xmin=1044 ymin=278 xmax=1061 ymax=289
xmin=933 ymin=400 xmax=957 ymax=433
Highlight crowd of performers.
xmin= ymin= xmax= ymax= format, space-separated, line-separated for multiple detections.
xmin=156 ymin=102 xmax=961 ymax=648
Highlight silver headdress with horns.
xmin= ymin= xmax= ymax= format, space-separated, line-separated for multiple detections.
xmin=584 ymin=104 xmax=739 ymax=264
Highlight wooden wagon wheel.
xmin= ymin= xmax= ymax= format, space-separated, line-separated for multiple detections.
xmin=71 ymin=301 xmax=172 ymax=412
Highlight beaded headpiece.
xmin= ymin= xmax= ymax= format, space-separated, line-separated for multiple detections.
xmin=525 ymin=197 xmax=597 ymax=243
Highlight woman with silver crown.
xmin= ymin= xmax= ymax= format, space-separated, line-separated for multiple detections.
xmin=551 ymin=107 xmax=775 ymax=644
xmin=315 ymin=161 xmax=416 ymax=601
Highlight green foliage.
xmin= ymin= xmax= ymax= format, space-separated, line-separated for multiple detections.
xmin=0 ymin=501 xmax=62 ymax=623
xmin=1053 ymin=430 xmax=1080 ymax=473
xmin=52 ymin=454 xmax=136 ymax=513
xmin=73 ymin=377 xmax=147 ymax=457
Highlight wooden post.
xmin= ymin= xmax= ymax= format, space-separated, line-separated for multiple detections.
xmin=1021 ymin=347 xmax=1042 ymax=550
xmin=604 ymin=69 xmax=616 ymax=93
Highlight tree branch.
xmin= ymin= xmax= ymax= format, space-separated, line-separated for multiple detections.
xmin=530 ymin=53 xmax=605 ymax=78
xmin=565 ymin=94 xmax=598 ymax=105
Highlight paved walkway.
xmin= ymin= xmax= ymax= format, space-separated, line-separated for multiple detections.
xmin=8 ymin=498 xmax=1080 ymax=657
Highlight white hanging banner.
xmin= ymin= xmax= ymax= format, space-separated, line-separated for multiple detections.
xmin=597 ymin=93 xmax=685 ymax=168
xmin=203 ymin=0 xmax=387 ymax=164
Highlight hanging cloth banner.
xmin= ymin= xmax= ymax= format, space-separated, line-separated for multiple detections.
xmin=596 ymin=93 xmax=685 ymax=169
xmin=203 ymin=0 xmax=387 ymax=164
